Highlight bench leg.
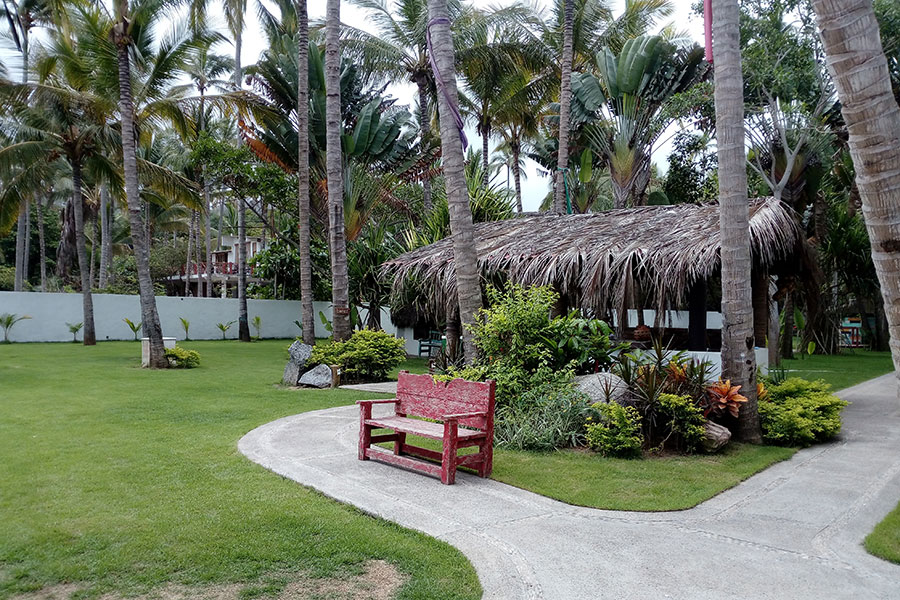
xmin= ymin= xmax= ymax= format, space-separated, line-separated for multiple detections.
xmin=478 ymin=436 xmax=493 ymax=478
xmin=394 ymin=431 xmax=406 ymax=456
xmin=358 ymin=403 xmax=372 ymax=461
xmin=441 ymin=420 xmax=459 ymax=485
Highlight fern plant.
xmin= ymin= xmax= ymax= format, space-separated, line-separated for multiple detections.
xmin=123 ymin=318 xmax=142 ymax=341
xmin=0 ymin=313 xmax=31 ymax=343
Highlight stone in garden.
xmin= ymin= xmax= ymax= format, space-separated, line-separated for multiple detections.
xmin=282 ymin=341 xmax=313 ymax=386
xmin=574 ymin=372 xmax=629 ymax=404
xmin=702 ymin=421 xmax=732 ymax=452
xmin=299 ymin=363 xmax=333 ymax=388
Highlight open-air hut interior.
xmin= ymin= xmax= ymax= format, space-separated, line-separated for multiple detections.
xmin=383 ymin=197 xmax=808 ymax=352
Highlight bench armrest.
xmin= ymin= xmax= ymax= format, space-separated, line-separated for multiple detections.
xmin=442 ymin=411 xmax=487 ymax=420
xmin=356 ymin=398 xmax=400 ymax=405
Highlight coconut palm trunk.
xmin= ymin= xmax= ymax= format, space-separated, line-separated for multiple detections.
xmin=71 ymin=161 xmax=96 ymax=345
xmin=552 ymin=0 xmax=574 ymax=215
xmin=512 ymin=140 xmax=523 ymax=212
xmin=237 ymin=197 xmax=250 ymax=341
xmin=712 ymin=0 xmax=760 ymax=442
xmin=427 ymin=0 xmax=482 ymax=362
xmin=810 ymin=0 xmax=900 ymax=382
xmin=482 ymin=124 xmax=490 ymax=188
xmin=417 ymin=78 xmax=433 ymax=211
xmin=13 ymin=32 xmax=29 ymax=292
xmin=325 ymin=0 xmax=351 ymax=341
xmin=297 ymin=0 xmax=315 ymax=345
xmin=98 ymin=184 xmax=110 ymax=288
xmin=185 ymin=210 xmax=194 ymax=295
xmin=38 ymin=197 xmax=47 ymax=292
xmin=114 ymin=12 xmax=167 ymax=367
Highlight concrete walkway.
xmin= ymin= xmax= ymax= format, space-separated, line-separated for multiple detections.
xmin=239 ymin=375 xmax=900 ymax=599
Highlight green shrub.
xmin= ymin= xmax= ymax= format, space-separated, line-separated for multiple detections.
xmin=658 ymin=393 xmax=707 ymax=453
xmin=461 ymin=283 xmax=613 ymax=405
xmin=759 ymin=377 xmax=849 ymax=447
xmin=0 ymin=266 xmax=14 ymax=291
xmin=495 ymin=384 xmax=591 ymax=451
xmin=165 ymin=347 xmax=201 ymax=369
xmin=310 ymin=329 xmax=406 ymax=383
xmin=586 ymin=402 xmax=644 ymax=458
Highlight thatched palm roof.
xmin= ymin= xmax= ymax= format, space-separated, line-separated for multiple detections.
xmin=382 ymin=197 xmax=801 ymax=318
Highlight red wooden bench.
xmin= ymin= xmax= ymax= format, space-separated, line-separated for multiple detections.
xmin=357 ymin=371 xmax=496 ymax=485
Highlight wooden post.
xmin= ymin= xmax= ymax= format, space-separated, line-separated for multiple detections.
xmin=358 ymin=403 xmax=372 ymax=461
xmin=688 ymin=279 xmax=707 ymax=351
xmin=752 ymin=269 xmax=769 ymax=348
xmin=441 ymin=419 xmax=458 ymax=485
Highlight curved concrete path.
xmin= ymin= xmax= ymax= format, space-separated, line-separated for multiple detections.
xmin=239 ymin=375 xmax=900 ymax=599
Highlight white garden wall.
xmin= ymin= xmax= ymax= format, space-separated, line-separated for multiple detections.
xmin=0 ymin=292 xmax=384 ymax=343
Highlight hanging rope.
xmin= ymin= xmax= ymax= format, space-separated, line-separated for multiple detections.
xmin=426 ymin=17 xmax=468 ymax=150
xmin=558 ymin=167 xmax=572 ymax=214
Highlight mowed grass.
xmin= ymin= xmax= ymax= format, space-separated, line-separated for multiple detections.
xmin=779 ymin=349 xmax=894 ymax=390
xmin=867 ymin=504 xmax=900 ymax=564
xmin=0 ymin=340 xmax=480 ymax=600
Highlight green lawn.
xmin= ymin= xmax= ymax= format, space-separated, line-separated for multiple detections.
xmin=0 ymin=340 xmax=480 ymax=600
xmin=778 ymin=349 xmax=894 ymax=390
xmin=867 ymin=504 xmax=900 ymax=564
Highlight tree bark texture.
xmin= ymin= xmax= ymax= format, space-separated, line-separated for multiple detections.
xmin=98 ymin=184 xmax=110 ymax=288
xmin=185 ymin=210 xmax=194 ymax=295
xmin=14 ymin=204 xmax=26 ymax=290
xmin=325 ymin=0 xmax=351 ymax=341
xmin=428 ymin=0 xmax=483 ymax=362
xmin=38 ymin=198 xmax=47 ymax=292
xmin=810 ymin=0 xmax=900 ymax=384
xmin=238 ymin=197 xmax=250 ymax=341
xmin=712 ymin=0 xmax=760 ymax=443
xmin=512 ymin=143 xmax=523 ymax=212
xmin=115 ymin=23 xmax=166 ymax=367
xmin=298 ymin=0 xmax=316 ymax=345
xmin=417 ymin=79 xmax=433 ymax=211
xmin=71 ymin=161 xmax=96 ymax=345
xmin=552 ymin=0 xmax=574 ymax=215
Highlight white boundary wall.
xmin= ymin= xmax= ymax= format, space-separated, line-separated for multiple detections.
xmin=0 ymin=292 xmax=420 ymax=353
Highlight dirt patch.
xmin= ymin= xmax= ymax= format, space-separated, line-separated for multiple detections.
xmin=11 ymin=561 xmax=406 ymax=600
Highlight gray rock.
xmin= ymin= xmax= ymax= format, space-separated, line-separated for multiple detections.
xmin=574 ymin=371 xmax=629 ymax=404
xmin=299 ymin=363 xmax=333 ymax=388
xmin=702 ymin=420 xmax=732 ymax=452
xmin=282 ymin=341 xmax=313 ymax=386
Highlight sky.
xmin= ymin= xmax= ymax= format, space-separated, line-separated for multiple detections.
xmin=2 ymin=0 xmax=707 ymax=212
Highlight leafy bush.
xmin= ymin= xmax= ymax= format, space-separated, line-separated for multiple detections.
xmin=165 ymin=347 xmax=201 ymax=369
xmin=495 ymin=384 xmax=591 ymax=451
xmin=310 ymin=329 xmax=406 ymax=383
xmin=658 ymin=394 xmax=706 ymax=453
xmin=758 ymin=378 xmax=849 ymax=446
xmin=586 ymin=402 xmax=644 ymax=458
xmin=0 ymin=266 xmax=14 ymax=291
xmin=460 ymin=283 xmax=613 ymax=406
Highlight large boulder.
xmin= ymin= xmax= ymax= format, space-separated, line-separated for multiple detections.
xmin=702 ymin=420 xmax=732 ymax=453
xmin=574 ymin=371 xmax=629 ymax=404
xmin=299 ymin=363 xmax=333 ymax=388
xmin=282 ymin=341 xmax=313 ymax=386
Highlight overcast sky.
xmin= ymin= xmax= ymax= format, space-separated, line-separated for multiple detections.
xmin=3 ymin=1 xmax=707 ymax=211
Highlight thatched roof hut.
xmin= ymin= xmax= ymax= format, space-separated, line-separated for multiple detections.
xmin=382 ymin=198 xmax=803 ymax=336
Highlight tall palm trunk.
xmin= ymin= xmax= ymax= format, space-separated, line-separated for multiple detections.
xmin=14 ymin=34 xmax=29 ymax=292
xmin=482 ymin=123 xmax=490 ymax=188
xmin=38 ymin=197 xmax=47 ymax=292
xmin=298 ymin=0 xmax=315 ymax=345
xmin=115 ymin=15 xmax=166 ymax=367
xmin=204 ymin=188 xmax=212 ymax=297
xmin=512 ymin=141 xmax=523 ymax=212
xmin=427 ymin=0 xmax=482 ymax=362
xmin=237 ymin=197 xmax=250 ymax=341
xmin=417 ymin=78 xmax=433 ymax=211
xmin=712 ymin=0 xmax=760 ymax=442
xmin=552 ymin=0 xmax=574 ymax=215
xmin=185 ymin=210 xmax=194 ymax=295
xmin=325 ymin=0 xmax=351 ymax=341
xmin=98 ymin=184 xmax=110 ymax=288
xmin=71 ymin=161 xmax=96 ymax=345
xmin=89 ymin=210 xmax=97 ymax=287
xmin=811 ymin=0 xmax=900 ymax=382
xmin=23 ymin=201 xmax=30 ymax=282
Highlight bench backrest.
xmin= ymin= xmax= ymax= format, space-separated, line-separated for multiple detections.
xmin=396 ymin=371 xmax=496 ymax=431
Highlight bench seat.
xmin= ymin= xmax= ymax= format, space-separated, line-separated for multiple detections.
xmin=366 ymin=416 xmax=487 ymax=441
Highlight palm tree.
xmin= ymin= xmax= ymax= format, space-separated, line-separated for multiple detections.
xmin=325 ymin=0 xmax=351 ymax=341
xmin=810 ymin=0 xmax=900 ymax=380
xmin=711 ymin=0 xmax=760 ymax=442
xmin=110 ymin=0 xmax=185 ymax=367
xmin=493 ymin=73 xmax=543 ymax=212
xmin=297 ymin=0 xmax=314 ymax=345
xmin=427 ymin=0 xmax=482 ymax=361
xmin=553 ymin=0 xmax=575 ymax=215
